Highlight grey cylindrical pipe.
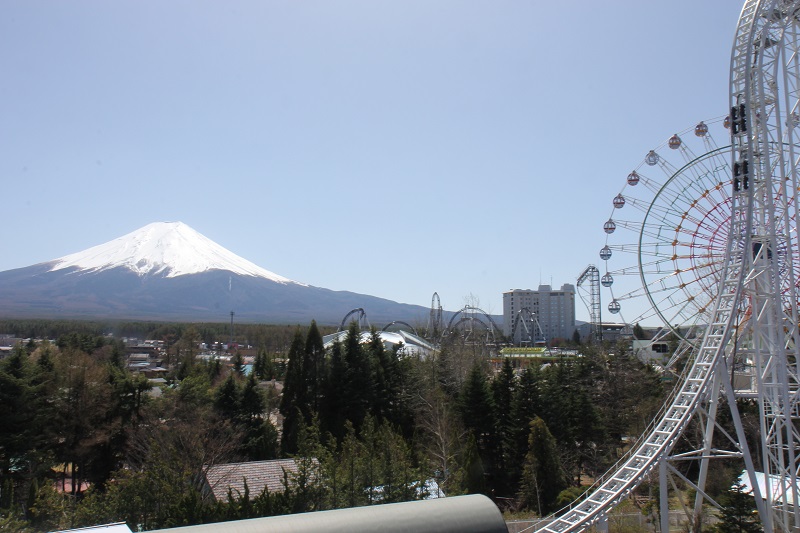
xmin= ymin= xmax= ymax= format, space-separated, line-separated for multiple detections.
xmin=151 ymin=495 xmax=507 ymax=533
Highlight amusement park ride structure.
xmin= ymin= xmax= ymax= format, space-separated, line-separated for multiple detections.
xmin=576 ymin=265 xmax=602 ymax=344
xmin=535 ymin=1 xmax=800 ymax=531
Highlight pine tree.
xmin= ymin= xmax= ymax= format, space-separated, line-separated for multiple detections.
xmin=240 ymin=373 xmax=278 ymax=460
xmin=510 ymin=366 xmax=541 ymax=482
xmin=304 ymin=321 xmax=325 ymax=415
xmin=232 ymin=351 xmax=244 ymax=376
xmin=461 ymin=433 xmax=486 ymax=495
xmin=519 ymin=416 xmax=567 ymax=515
xmin=490 ymin=358 xmax=516 ymax=496
xmin=711 ymin=481 xmax=761 ymax=533
xmin=459 ymin=363 xmax=495 ymax=451
xmin=0 ymin=344 xmax=42 ymax=510
xmin=322 ymin=340 xmax=347 ymax=442
xmin=214 ymin=373 xmax=241 ymax=420
xmin=280 ymin=331 xmax=308 ymax=454
xmin=341 ymin=322 xmax=373 ymax=432
xmin=367 ymin=329 xmax=401 ymax=425
xmin=459 ymin=363 xmax=495 ymax=495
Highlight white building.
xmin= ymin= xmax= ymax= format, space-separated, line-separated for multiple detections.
xmin=503 ymin=284 xmax=576 ymax=344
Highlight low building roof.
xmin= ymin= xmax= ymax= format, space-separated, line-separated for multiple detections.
xmin=204 ymin=459 xmax=304 ymax=501
xmin=322 ymin=330 xmax=435 ymax=358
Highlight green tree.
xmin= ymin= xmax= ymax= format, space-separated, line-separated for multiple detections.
xmin=239 ymin=373 xmax=278 ymax=460
xmin=280 ymin=331 xmax=307 ymax=454
xmin=367 ymin=328 xmax=401 ymax=426
xmin=214 ymin=373 xmax=241 ymax=420
xmin=341 ymin=322 xmax=373 ymax=431
xmin=510 ymin=366 xmax=541 ymax=481
xmin=519 ymin=416 xmax=567 ymax=515
xmin=711 ymin=481 xmax=761 ymax=533
xmin=231 ymin=351 xmax=244 ymax=376
xmin=459 ymin=363 xmax=494 ymax=455
xmin=287 ymin=421 xmax=326 ymax=513
xmin=322 ymin=340 xmax=347 ymax=441
xmin=490 ymin=358 xmax=516 ymax=496
xmin=53 ymin=347 xmax=117 ymax=497
xmin=0 ymin=343 xmax=54 ymax=518
xmin=253 ymin=348 xmax=274 ymax=381
xmin=304 ymin=321 xmax=325 ymax=415
xmin=458 ymin=363 xmax=494 ymax=496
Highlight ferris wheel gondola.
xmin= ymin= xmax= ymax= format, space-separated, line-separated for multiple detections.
xmin=599 ymin=117 xmax=800 ymax=343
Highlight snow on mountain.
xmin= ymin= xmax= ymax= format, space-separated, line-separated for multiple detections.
xmin=49 ymin=222 xmax=304 ymax=285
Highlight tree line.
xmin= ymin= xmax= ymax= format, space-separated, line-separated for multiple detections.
xmin=0 ymin=320 xmax=676 ymax=531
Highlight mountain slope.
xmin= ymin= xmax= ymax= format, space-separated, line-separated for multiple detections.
xmin=0 ymin=222 xmax=429 ymax=325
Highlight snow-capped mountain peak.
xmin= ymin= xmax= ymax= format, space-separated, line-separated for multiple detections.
xmin=49 ymin=221 xmax=302 ymax=284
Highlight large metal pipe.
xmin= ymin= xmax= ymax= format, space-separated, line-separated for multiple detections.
xmin=150 ymin=495 xmax=507 ymax=533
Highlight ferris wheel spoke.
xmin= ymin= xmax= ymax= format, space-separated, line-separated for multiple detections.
xmin=680 ymin=207 xmax=731 ymax=231
xmin=645 ymin=287 xmax=708 ymax=325
xmin=613 ymin=195 xmax=658 ymax=215
xmin=600 ymin=117 xmax=759 ymax=339
xmin=638 ymin=257 xmax=682 ymax=275
xmin=627 ymin=173 xmax=667 ymax=197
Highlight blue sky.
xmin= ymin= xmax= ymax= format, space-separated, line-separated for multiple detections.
xmin=0 ymin=1 xmax=741 ymax=324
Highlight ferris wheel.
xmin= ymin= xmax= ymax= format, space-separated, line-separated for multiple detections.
xmin=600 ymin=117 xmax=733 ymax=337
xmin=600 ymin=116 xmax=800 ymax=343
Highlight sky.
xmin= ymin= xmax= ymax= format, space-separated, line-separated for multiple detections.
xmin=0 ymin=1 xmax=743 ymax=324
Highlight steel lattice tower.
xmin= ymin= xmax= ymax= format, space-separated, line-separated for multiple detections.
xmin=577 ymin=265 xmax=602 ymax=343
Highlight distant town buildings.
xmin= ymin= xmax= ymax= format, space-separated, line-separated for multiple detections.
xmin=503 ymin=284 xmax=576 ymax=344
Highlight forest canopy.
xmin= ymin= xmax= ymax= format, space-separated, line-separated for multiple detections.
xmin=0 ymin=319 xmax=670 ymax=531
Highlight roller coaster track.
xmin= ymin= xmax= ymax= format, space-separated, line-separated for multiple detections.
xmin=536 ymin=265 xmax=745 ymax=531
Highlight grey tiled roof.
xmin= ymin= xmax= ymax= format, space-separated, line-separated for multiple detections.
xmin=204 ymin=459 xmax=301 ymax=501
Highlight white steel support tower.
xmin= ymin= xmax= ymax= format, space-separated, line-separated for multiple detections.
xmin=535 ymin=2 xmax=800 ymax=532
xmin=729 ymin=1 xmax=800 ymax=529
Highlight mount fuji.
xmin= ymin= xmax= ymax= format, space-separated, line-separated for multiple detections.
xmin=0 ymin=222 xmax=429 ymax=325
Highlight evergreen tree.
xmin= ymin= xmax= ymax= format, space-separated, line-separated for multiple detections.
xmin=232 ymin=351 xmax=244 ymax=376
xmin=711 ymin=481 xmax=761 ymax=533
xmin=341 ymin=322 xmax=373 ymax=432
xmin=367 ymin=329 xmax=401 ymax=426
xmin=322 ymin=340 xmax=348 ymax=442
xmin=214 ymin=373 xmax=241 ymax=420
xmin=458 ymin=363 xmax=494 ymax=495
xmin=490 ymin=358 xmax=516 ymax=496
xmin=564 ymin=386 xmax=603 ymax=483
xmin=53 ymin=347 xmax=119 ymax=497
xmin=459 ymin=363 xmax=495 ymax=452
xmin=304 ymin=321 xmax=325 ymax=415
xmin=461 ymin=433 xmax=486 ymax=495
xmin=239 ymin=373 xmax=278 ymax=460
xmin=519 ymin=417 xmax=567 ymax=515
xmin=208 ymin=356 xmax=223 ymax=381
xmin=288 ymin=420 xmax=326 ymax=514
xmin=510 ymin=366 xmax=541 ymax=483
xmin=0 ymin=343 xmax=52 ymax=516
xmin=253 ymin=349 xmax=268 ymax=380
xmin=280 ymin=331 xmax=308 ymax=454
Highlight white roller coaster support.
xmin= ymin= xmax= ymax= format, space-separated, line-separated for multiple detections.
xmin=537 ymin=1 xmax=800 ymax=531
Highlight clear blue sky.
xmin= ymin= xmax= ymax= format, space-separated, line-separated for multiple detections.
xmin=0 ymin=1 xmax=741 ymax=324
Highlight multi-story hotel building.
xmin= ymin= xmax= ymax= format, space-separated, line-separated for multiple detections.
xmin=503 ymin=284 xmax=576 ymax=344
